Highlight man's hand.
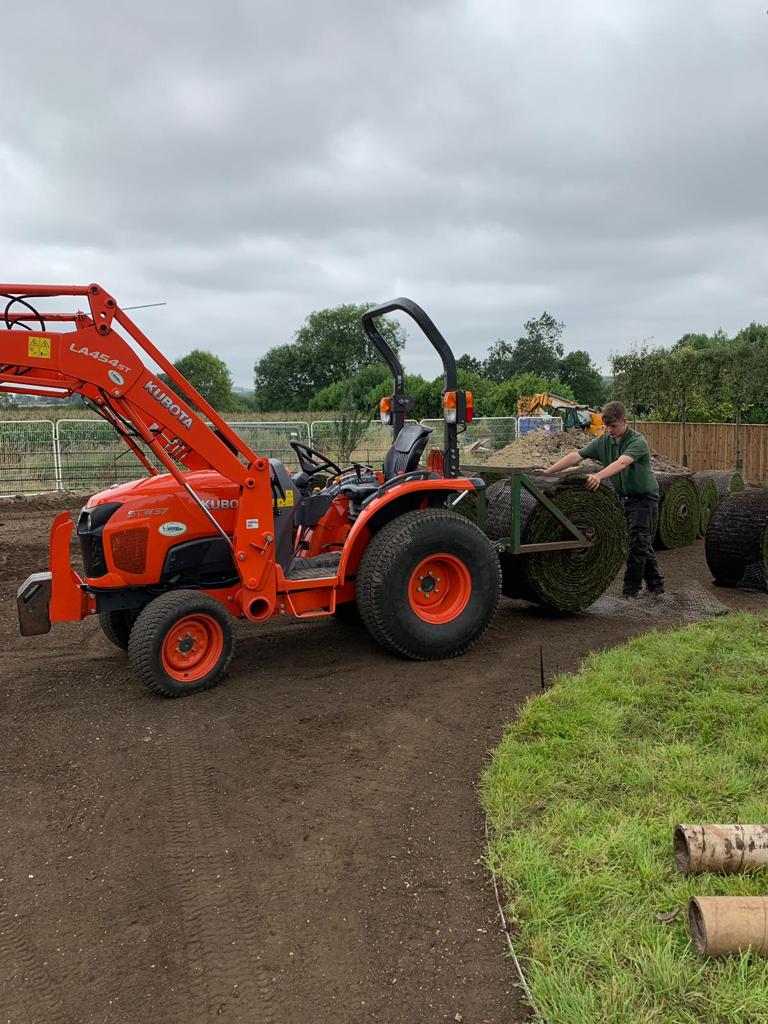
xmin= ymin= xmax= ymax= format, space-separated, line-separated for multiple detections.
xmin=585 ymin=474 xmax=602 ymax=491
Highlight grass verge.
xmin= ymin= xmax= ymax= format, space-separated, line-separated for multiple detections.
xmin=482 ymin=612 xmax=768 ymax=1024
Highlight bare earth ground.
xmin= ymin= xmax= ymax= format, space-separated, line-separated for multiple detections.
xmin=1 ymin=497 xmax=766 ymax=1024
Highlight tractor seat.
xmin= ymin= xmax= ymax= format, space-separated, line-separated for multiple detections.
xmin=382 ymin=422 xmax=433 ymax=479
xmin=339 ymin=422 xmax=434 ymax=505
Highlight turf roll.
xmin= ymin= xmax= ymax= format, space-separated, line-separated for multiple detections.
xmin=486 ymin=473 xmax=628 ymax=611
xmin=654 ymin=473 xmax=700 ymax=550
xmin=707 ymin=469 xmax=745 ymax=498
xmin=705 ymin=489 xmax=768 ymax=588
xmin=693 ymin=473 xmax=719 ymax=538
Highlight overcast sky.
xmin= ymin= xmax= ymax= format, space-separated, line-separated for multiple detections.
xmin=1 ymin=0 xmax=766 ymax=386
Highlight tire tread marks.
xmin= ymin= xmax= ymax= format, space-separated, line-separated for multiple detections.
xmin=162 ymin=712 xmax=274 ymax=1022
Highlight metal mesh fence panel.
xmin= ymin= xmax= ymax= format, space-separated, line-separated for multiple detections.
xmin=0 ymin=420 xmax=57 ymax=496
xmin=226 ymin=421 xmax=309 ymax=471
xmin=310 ymin=420 xmax=412 ymax=468
xmin=421 ymin=416 xmax=517 ymax=465
xmin=517 ymin=415 xmax=563 ymax=436
xmin=56 ymin=419 xmax=154 ymax=491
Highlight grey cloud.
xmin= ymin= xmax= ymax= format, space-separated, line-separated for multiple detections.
xmin=1 ymin=0 xmax=766 ymax=385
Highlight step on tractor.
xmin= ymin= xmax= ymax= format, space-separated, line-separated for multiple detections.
xmin=0 ymin=285 xmax=502 ymax=696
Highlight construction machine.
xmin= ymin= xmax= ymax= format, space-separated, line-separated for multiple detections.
xmin=517 ymin=393 xmax=604 ymax=435
xmin=0 ymin=285 xmax=502 ymax=696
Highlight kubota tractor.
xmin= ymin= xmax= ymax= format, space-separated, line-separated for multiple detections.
xmin=1 ymin=286 xmax=501 ymax=696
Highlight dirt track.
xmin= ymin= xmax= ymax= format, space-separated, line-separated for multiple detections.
xmin=1 ymin=497 xmax=765 ymax=1024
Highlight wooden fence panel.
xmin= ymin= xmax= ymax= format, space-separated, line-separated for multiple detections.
xmin=638 ymin=421 xmax=766 ymax=485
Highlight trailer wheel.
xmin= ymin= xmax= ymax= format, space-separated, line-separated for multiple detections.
xmin=128 ymin=592 xmax=234 ymax=698
xmin=356 ymin=508 xmax=500 ymax=660
xmin=99 ymin=609 xmax=139 ymax=651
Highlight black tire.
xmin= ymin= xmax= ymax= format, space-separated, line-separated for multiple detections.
xmin=99 ymin=609 xmax=140 ymax=651
xmin=356 ymin=508 xmax=501 ymax=660
xmin=127 ymin=592 xmax=235 ymax=698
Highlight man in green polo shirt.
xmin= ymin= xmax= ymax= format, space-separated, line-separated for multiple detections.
xmin=545 ymin=401 xmax=664 ymax=598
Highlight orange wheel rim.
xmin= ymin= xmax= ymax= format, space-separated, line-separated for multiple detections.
xmin=161 ymin=613 xmax=224 ymax=683
xmin=408 ymin=553 xmax=472 ymax=624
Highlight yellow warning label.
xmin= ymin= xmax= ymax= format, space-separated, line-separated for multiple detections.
xmin=276 ymin=491 xmax=295 ymax=508
xmin=28 ymin=336 xmax=52 ymax=359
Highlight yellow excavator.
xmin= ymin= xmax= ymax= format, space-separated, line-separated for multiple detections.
xmin=517 ymin=393 xmax=604 ymax=436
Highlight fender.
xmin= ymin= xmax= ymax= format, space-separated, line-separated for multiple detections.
xmin=337 ymin=477 xmax=481 ymax=584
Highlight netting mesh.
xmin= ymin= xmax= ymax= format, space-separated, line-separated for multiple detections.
xmin=586 ymin=582 xmax=731 ymax=623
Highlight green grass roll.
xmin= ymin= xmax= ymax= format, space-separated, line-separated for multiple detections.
xmin=707 ymin=470 xmax=746 ymax=498
xmin=654 ymin=473 xmax=700 ymax=550
xmin=693 ymin=473 xmax=720 ymax=538
xmin=705 ymin=489 xmax=768 ymax=589
xmin=486 ymin=474 xmax=628 ymax=611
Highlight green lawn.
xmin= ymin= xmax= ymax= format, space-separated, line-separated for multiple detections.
xmin=482 ymin=613 xmax=768 ymax=1024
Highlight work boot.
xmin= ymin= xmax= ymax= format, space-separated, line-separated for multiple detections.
xmin=621 ymin=590 xmax=639 ymax=600
xmin=646 ymin=584 xmax=665 ymax=596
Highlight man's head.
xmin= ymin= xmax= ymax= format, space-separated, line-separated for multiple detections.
xmin=602 ymin=401 xmax=629 ymax=439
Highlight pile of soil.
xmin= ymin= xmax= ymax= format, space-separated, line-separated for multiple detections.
xmin=481 ymin=428 xmax=688 ymax=474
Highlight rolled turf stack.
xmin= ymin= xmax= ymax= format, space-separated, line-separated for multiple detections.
xmin=705 ymin=490 xmax=768 ymax=589
xmin=707 ymin=469 xmax=746 ymax=498
xmin=486 ymin=474 xmax=628 ymax=611
xmin=654 ymin=473 xmax=700 ymax=550
xmin=693 ymin=473 xmax=720 ymax=538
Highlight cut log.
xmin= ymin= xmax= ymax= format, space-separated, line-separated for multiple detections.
xmin=689 ymin=896 xmax=768 ymax=957
xmin=674 ymin=824 xmax=768 ymax=874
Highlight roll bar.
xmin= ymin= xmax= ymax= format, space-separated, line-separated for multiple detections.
xmin=362 ymin=298 xmax=463 ymax=478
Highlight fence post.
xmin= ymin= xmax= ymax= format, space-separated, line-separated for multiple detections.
xmin=53 ymin=419 xmax=63 ymax=491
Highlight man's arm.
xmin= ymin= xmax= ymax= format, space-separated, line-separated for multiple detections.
xmin=546 ymin=451 xmax=584 ymax=473
xmin=585 ymin=454 xmax=634 ymax=491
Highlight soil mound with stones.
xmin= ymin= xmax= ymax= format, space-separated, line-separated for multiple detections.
xmin=480 ymin=428 xmax=688 ymax=473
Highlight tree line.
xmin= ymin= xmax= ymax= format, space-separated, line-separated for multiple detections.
xmin=152 ymin=305 xmax=768 ymax=429
xmin=252 ymin=304 xmax=607 ymax=418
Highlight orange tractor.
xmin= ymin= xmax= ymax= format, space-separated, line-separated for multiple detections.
xmin=1 ymin=286 xmax=501 ymax=696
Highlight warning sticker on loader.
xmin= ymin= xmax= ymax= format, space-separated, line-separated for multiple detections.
xmin=276 ymin=491 xmax=295 ymax=508
xmin=28 ymin=336 xmax=52 ymax=359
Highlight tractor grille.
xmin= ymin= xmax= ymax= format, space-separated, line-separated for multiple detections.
xmin=79 ymin=533 xmax=108 ymax=578
xmin=110 ymin=527 xmax=149 ymax=575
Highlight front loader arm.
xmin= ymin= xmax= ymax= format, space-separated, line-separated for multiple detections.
xmin=0 ymin=283 xmax=279 ymax=620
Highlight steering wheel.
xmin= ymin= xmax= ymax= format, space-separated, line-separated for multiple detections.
xmin=290 ymin=440 xmax=343 ymax=478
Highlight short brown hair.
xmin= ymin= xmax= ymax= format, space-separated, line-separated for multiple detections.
xmin=602 ymin=401 xmax=628 ymax=426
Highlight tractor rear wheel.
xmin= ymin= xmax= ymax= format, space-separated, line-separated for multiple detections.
xmin=128 ymin=592 xmax=235 ymax=698
xmin=356 ymin=508 xmax=500 ymax=660
xmin=99 ymin=609 xmax=139 ymax=651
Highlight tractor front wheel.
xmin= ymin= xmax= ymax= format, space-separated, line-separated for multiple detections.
xmin=99 ymin=608 xmax=140 ymax=651
xmin=356 ymin=508 xmax=500 ymax=660
xmin=128 ymin=592 xmax=235 ymax=698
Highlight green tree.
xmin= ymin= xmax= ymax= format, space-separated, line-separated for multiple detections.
xmin=611 ymin=344 xmax=658 ymax=420
xmin=254 ymin=303 xmax=405 ymax=411
xmin=514 ymin=312 xmax=566 ymax=375
xmin=557 ymin=350 xmax=608 ymax=407
xmin=483 ymin=312 xmax=565 ymax=382
xmin=486 ymin=373 xmax=574 ymax=417
xmin=456 ymin=353 xmax=483 ymax=374
xmin=309 ymin=363 xmax=391 ymax=413
xmin=482 ymin=338 xmax=516 ymax=383
xmin=162 ymin=349 xmax=234 ymax=411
